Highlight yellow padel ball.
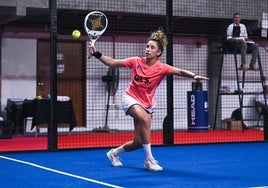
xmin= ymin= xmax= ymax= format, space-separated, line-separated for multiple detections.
xmin=72 ymin=30 xmax=81 ymax=39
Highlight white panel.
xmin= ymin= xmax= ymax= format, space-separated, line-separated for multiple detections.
xmin=1 ymin=38 xmax=37 ymax=114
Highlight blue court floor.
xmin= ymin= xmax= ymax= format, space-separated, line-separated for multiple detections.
xmin=0 ymin=142 xmax=268 ymax=188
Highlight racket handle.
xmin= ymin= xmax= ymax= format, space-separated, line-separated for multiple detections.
xmin=88 ymin=53 xmax=93 ymax=59
xmin=91 ymin=40 xmax=96 ymax=46
xmin=88 ymin=40 xmax=96 ymax=59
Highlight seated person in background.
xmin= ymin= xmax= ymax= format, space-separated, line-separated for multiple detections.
xmin=226 ymin=12 xmax=259 ymax=71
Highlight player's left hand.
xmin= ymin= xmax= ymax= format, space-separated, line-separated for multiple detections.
xmin=193 ymin=75 xmax=209 ymax=81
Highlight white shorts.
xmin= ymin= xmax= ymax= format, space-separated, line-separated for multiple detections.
xmin=121 ymin=93 xmax=155 ymax=114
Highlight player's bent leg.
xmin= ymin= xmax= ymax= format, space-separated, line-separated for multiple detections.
xmin=123 ymin=140 xmax=142 ymax=151
xmin=127 ymin=105 xmax=163 ymax=171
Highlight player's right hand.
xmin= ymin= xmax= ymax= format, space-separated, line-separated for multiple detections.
xmin=88 ymin=44 xmax=97 ymax=55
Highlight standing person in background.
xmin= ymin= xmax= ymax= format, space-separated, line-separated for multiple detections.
xmin=88 ymin=28 xmax=209 ymax=171
xmin=226 ymin=12 xmax=259 ymax=71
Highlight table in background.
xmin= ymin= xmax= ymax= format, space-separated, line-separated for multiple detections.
xmin=31 ymin=99 xmax=76 ymax=132
xmin=5 ymin=98 xmax=76 ymax=135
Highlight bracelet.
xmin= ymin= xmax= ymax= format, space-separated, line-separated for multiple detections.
xmin=92 ymin=51 xmax=102 ymax=59
xmin=192 ymin=74 xmax=197 ymax=79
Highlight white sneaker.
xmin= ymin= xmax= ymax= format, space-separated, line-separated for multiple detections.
xmin=106 ymin=149 xmax=123 ymax=167
xmin=144 ymin=158 xmax=163 ymax=172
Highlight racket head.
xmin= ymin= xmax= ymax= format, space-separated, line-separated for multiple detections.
xmin=84 ymin=11 xmax=108 ymax=42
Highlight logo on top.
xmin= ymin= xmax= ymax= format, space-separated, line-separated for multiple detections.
xmin=136 ymin=65 xmax=142 ymax=70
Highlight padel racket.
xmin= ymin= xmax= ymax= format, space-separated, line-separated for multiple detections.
xmin=84 ymin=11 xmax=108 ymax=58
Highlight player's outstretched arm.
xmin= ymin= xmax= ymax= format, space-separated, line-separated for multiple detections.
xmin=88 ymin=45 xmax=125 ymax=67
xmin=171 ymin=67 xmax=209 ymax=81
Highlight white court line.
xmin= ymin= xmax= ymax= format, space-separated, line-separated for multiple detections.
xmin=0 ymin=155 xmax=123 ymax=188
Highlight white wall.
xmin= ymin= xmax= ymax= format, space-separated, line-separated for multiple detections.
xmin=1 ymin=38 xmax=37 ymax=116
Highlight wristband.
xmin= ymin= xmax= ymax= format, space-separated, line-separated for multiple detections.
xmin=92 ymin=51 xmax=102 ymax=59
xmin=192 ymin=74 xmax=197 ymax=79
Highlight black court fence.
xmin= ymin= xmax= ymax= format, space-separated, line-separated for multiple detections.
xmin=0 ymin=0 xmax=268 ymax=152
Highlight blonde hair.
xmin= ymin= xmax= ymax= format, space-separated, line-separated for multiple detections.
xmin=148 ymin=28 xmax=168 ymax=56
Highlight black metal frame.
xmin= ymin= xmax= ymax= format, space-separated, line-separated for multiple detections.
xmin=213 ymin=42 xmax=267 ymax=132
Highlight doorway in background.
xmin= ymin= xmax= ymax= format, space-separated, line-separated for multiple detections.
xmin=37 ymin=40 xmax=85 ymax=127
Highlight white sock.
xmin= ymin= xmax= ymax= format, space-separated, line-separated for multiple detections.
xmin=112 ymin=146 xmax=125 ymax=156
xmin=143 ymin=143 xmax=154 ymax=160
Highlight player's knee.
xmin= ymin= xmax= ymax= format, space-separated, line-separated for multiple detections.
xmin=140 ymin=115 xmax=151 ymax=125
xmin=135 ymin=112 xmax=150 ymax=123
